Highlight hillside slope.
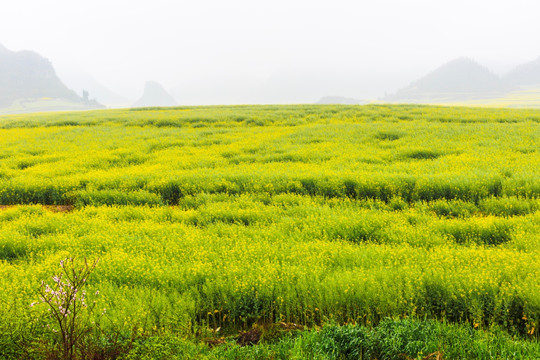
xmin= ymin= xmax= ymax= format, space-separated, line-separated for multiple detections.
xmin=504 ymin=56 xmax=540 ymax=87
xmin=385 ymin=58 xmax=508 ymax=103
xmin=0 ymin=44 xmax=104 ymax=112
xmin=0 ymin=44 xmax=80 ymax=106
xmin=132 ymin=81 xmax=177 ymax=108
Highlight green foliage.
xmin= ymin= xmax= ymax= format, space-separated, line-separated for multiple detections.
xmin=400 ymin=148 xmax=443 ymax=160
xmin=115 ymin=320 xmax=540 ymax=359
xmin=74 ymin=189 xmax=164 ymax=207
xmin=479 ymin=197 xmax=540 ymax=217
xmin=429 ymin=199 xmax=478 ymax=218
xmin=374 ymin=130 xmax=404 ymax=141
xmin=299 ymin=320 xmax=540 ymax=360
xmin=438 ymin=218 xmax=513 ymax=245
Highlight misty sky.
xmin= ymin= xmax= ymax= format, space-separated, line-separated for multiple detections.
xmin=2 ymin=0 xmax=540 ymax=105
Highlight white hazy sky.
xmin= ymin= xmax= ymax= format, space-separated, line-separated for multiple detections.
xmin=1 ymin=0 xmax=540 ymax=104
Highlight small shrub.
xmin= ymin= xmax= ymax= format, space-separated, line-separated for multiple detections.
xmin=32 ymin=258 xmax=100 ymax=360
xmin=374 ymin=130 xmax=403 ymax=141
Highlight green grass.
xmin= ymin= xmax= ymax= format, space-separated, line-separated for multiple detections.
xmin=119 ymin=320 xmax=540 ymax=360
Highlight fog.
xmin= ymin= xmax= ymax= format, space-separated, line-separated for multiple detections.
xmin=2 ymin=0 xmax=540 ymax=105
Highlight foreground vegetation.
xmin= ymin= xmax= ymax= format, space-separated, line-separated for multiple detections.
xmin=0 ymin=105 xmax=539 ymax=359
xmin=122 ymin=319 xmax=540 ymax=359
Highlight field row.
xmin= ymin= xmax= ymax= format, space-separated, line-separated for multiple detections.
xmin=2 ymin=175 xmax=540 ymax=206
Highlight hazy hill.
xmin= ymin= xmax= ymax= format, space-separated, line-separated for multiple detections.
xmin=57 ymin=66 xmax=129 ymax=107
xmin=385 ymin=58 xmax=507 ymax=102
xmin=503 ymin=56 xmax=540 ymax=86
xmin=0 ymin=44 xmax=104 ymax=112
xmin=316 ymin=96 xmax=366 ymax=105
xmin=132 ymin=81 xmax=177 ymax=108
xmin=0 ymin=44 xmax=77 ymax=106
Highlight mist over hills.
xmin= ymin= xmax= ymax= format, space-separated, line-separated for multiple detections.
xmin=503 ymin=56 xmax=540 ymax=86
xmin=384 ymin=58 xmax=511 ymax=102
xmin=2 ymin=41 xmax=540 ymax=110
xmin=0 ymin=44 xmax=78 ymax=106
xmin=56 ymin=66 xmax=129 ymax=107
xmin=384 ymin=56 xmax=540 ymax=104
xmin=0 ymin=44 xmax=104 ymax=113
xmin=133 ymin=81 xmax=177 ymax=108
xmin=316 ymin=96 xmax=366 ymax=105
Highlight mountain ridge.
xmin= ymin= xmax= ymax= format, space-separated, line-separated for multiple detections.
xmin=0 ymin=44 xmax=104 ymax=111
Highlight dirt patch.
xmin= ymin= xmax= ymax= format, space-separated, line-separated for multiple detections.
xmin=0 ymin=205 xmax=74 ymax=212
xmin=204 ymin=337 xmax=226 ymax=348
xmin=237 ymin=328 xmax=262 ymax=346
xmin=43 ymin=205 xmax=75 ymax=213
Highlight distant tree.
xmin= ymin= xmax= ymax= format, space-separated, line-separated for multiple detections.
xmin=82 ymin=90 xmax=89 ymax=103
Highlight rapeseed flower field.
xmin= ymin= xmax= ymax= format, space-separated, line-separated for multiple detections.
xmin=0 ymin=105 xmax=538 ymax=359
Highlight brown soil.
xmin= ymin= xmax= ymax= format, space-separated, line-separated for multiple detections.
xmin=236 ymin=327 xmax=262 ymax=346
xmin=204 ymin=337 xmax=226 ymax=347
xmin=43 ymin=205 xmax=74 ymax=212
xmin=0 ymin=205 xmax=74 ymax=212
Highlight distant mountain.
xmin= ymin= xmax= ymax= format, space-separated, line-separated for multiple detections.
xmin=385 ymin=58 xmax=508 ymax=102
xmin=316 ymin=96 xmax=366 ymax=105
xmin=0 ymin=44 xmax=103 ymax=111
xmin=503 ymin=56 xmax=540 ymax=86
xmin=132 ymin=81 xmax=177 ymax=108
xmin=56 ymin=66 xmax=129 ymax=107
